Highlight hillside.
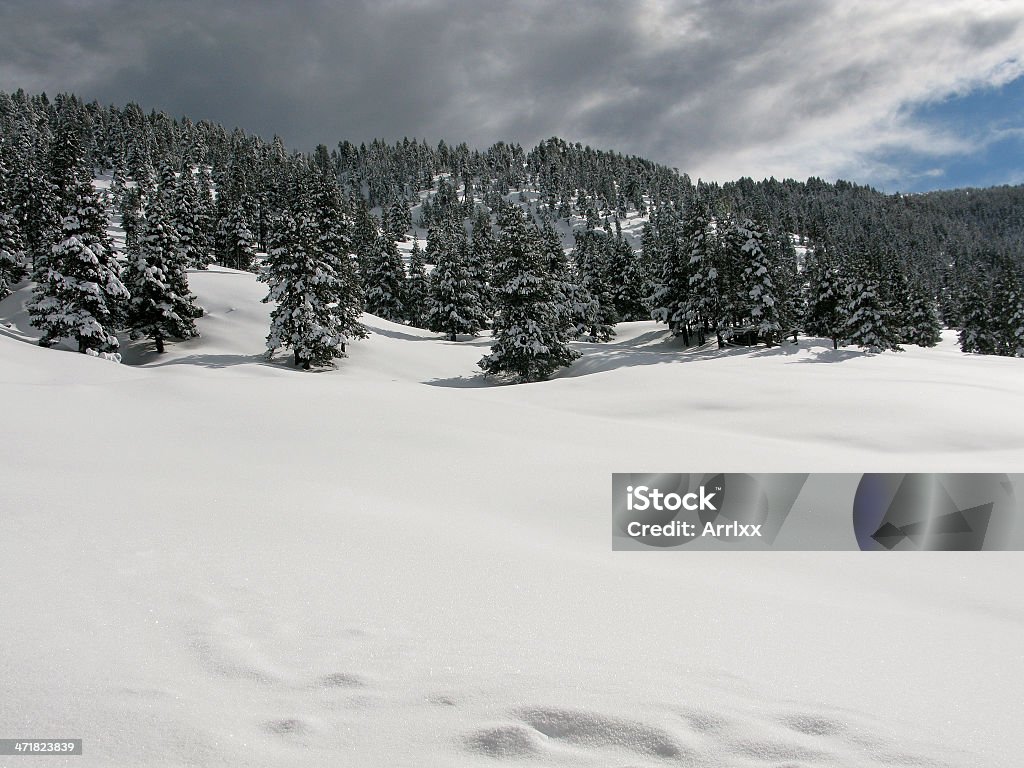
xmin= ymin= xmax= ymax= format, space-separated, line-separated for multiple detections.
xmin=2 ymin=268 xmax=1023 ymax=767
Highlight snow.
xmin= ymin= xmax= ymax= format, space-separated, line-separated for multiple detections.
xmin=1 ymin=268 xmax=1023 ymax=767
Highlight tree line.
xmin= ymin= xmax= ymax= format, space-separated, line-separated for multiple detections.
xmin=1 ymin=89 xmax=1022 ymax=378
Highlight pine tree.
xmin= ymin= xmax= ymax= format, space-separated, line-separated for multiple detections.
xmin=0 ymin=208 xmax=27 ymax=298
xmin=957 ymin=277 xmax=995 ymax=354
xmin=938 ymin=265 xmax=964 ymax=329
xmin=684 ymin=201 xmax=727 ymax=346
xmin=903 ymin=281 xmax=942 ymax=347
xmin=15 ymin=154 xmax=60 ymax=273
xmin=804 ymin=246 xmax=848 ymax=349
xmin=427 ymin=234 xmax=485 ymax=340
xmin=123 ymin=208 xmax=202 ymax=354
xmin=735 ymin=219 xmax=781 ymax=345
xmin=384 ymin=195 xmax=411 ymax=241
xmin=991 ymin=267 xmax=1024 ymax=357
xmin=194 ymin=166 xmax=217 ymax=253
xmin=219 ymin=205 xmax=256 ymax=271
xmin=542 ymin=219 xmax=596 ymax=341
xmin=0 ymin=160 xmax=28 ymax=297
xmin=573 ymin=228 xmax=619 ymax=341
xmin=648 ymin=210 xmax=691 ymax=340
xmin=845 ymin=258 xmax=902 ymax=352
xmin=467 ymin=212 xmax=495 ymax=319
xmin=608 ymin=228 xmax=649 ymax=321
xmin=883 ymin=257 xmax=914 ymax=343
xmin=119 ymin=187 xmax=143 ymax=255
xmin=28 ymin=179 xmax=128 ymax=356
xmin=261 ymin=211 xmax=365 ymax=369
xmin=404 ymin=238 xmax=430 ymax=327
xmin=772 ymin=232 xmax=804 ymax=342
xmin=350 ymin=202 xmax=380 ymax=273
xmin=48 ymin=120 xmax=87 ymax=217
xmin=480 ymin=209 xmax=580 ymax=381
xmin=363 ymin=233 xmax=406 ymax=322
xmin=1006 ymin=290 xmax=1024 ymax=358
xmin=173 ymin=164 xmax=213 ymax=269
xmin=308 ymin=170 xmax=364 ymax=344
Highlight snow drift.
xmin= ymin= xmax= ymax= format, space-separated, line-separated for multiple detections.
xmin=1 ymin=268 xmax=1022 ymax=767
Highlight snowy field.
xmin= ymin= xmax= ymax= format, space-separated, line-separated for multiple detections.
xmin=2 ymin=267 xmax=1023 ymax=767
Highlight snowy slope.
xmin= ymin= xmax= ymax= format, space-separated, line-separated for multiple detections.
xmin=1 ymin=269 xmax=1023 ymax=767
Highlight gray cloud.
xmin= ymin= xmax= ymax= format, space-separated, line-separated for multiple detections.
xmin=1 ymin=0 xmax=1023 ymax=188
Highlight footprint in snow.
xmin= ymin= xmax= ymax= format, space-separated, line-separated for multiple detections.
xmin=317 ymin=672 xmax=366 ymax=689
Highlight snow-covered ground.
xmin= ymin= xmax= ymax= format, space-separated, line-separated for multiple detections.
xmin=1 ymin=268 xmax=1023 ymax=767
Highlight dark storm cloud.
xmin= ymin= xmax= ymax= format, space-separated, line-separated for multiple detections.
xmin=2 ymin=0 xmax=1023 ymax=187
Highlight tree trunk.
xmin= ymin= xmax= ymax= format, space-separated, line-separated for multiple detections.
xmin=449 ymin=331 xmax=457 ymax=342
xmin=293 ymin=349 xmax=300 ymax=366
xmin=833 ymin=337 xmax=839 ymax=350
xmin=155 ymin=334 xmax=164 ymax=354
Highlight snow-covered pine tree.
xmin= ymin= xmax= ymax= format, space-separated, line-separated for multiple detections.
xmin=771 ymin=231 xmax=804 ymax=342
xmin=957 ymin=277 xmax=995 ymax=354
xmin=608 ymin=225 xmax=650 ymax=321
xmin=735 ymin=218 xmax=781 ymax=345
xmin=384 ymin=195 xmax=411 ymax=241
xmin=903 ymin=280 xmax=942 ymax=347
xmin=804 ymin=246 xmax=848 ymax=349
xmin=261 ymin=210 xmax=365 ymax=369
xmin=307 ymin=169 xmax=364 ymax=345
xmin=154 ymin=160 xmax=178 ymax=215
xmin=467 ymin=211 xmax=495 ymax=319
xmin=350 ymin=202 xmax=380 ymax=272
xmin=119 ymin=186 xmax=143 ymax=255
xmin=938 ymin=264 xmax=965 ymax=329
xmin=647 ymin=208 xmax=691 ymax=341
xmin=194 ymin=166 xmax=217 ymax=252
xmin=123 ymin=206 xmax=202 ymax=354
xmin=28 ymin=178 xmax=129 ymax=356
xmin=404 ymin=238 xmax=430 ymax=327
xmin=540 ymin=218 xmax=596 ymax=341
xmin=0 ymin=160 xmax=28 ymax=297
xmin=14 ymin=137 xmax=60 ymax=273
xmin=0 ymin=208 xmax=27 ymax=298
xmin=1006 ymin=286 xmax=1024 ymax=358
xmin=219 ymin=204 xmax=256 ymax=272
xmin=426 ymin=229 xmax=485 ymax=341
xmin=883 ymin=257 xmax=914 ymax=344
xmin=363 ymin=233 xmax=406 ymax=322
xmin=845 ymin=256 xmax=902 ymax=352
xmin=684 ymin=200 xmax=727 ymax=346
xmin=48 ymin=120 xmax=88 ymax=217
xmin=173 ymin=163 xmax=213 ymax=269
xmin=573 ymin=227 xmax=619 ymax=341
xmin=480 ymin=208 xmax=580 ymax=381
xmin=991 ymin=266 xmax=1024 ymax=357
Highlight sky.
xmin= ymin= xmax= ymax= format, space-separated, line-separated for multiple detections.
xmin=1 ymin=0 xmax=1022 ymax=193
